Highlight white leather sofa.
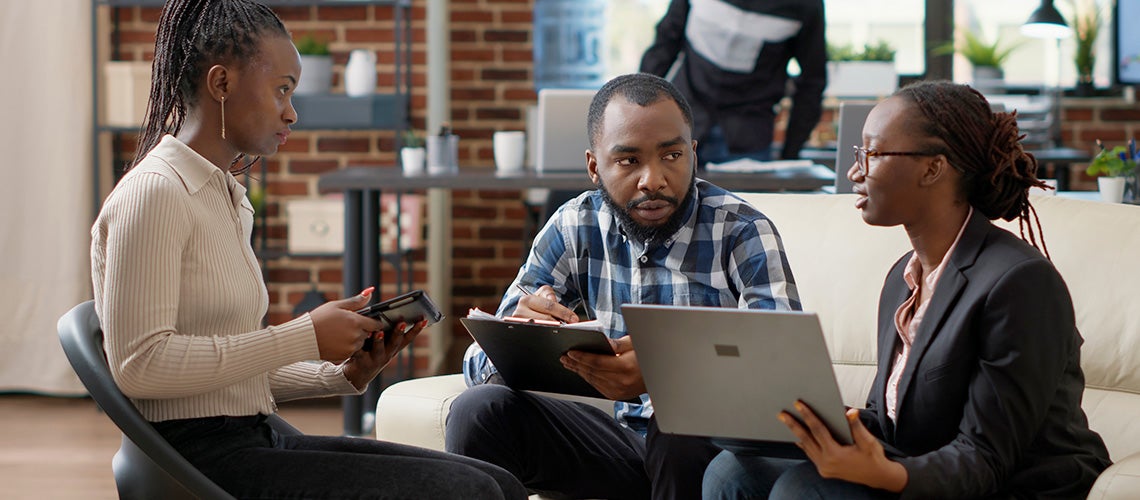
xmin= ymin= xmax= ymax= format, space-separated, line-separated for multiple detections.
xmin=376 ymin=193 xmax=1140 ymax=499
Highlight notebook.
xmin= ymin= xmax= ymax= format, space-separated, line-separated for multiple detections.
xmin=622 ymin=304 xmax=853 ymax=452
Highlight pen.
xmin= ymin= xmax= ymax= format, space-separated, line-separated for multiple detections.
xmin=515 ymin=283 xmax=569 ymax=325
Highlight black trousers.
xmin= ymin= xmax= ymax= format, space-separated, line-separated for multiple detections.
xmin=154 ymin=413 xmax=527 ymax=499
xmin=444 ymin=383 xmax=722 ymax=499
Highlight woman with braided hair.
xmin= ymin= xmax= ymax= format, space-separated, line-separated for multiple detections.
xmin=703 ymin=81 xmax=1111 ymax=499
xmin=91 ymin=0 xmax=525 ymax=498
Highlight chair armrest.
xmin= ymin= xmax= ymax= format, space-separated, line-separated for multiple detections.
xmin=375 ymin=374 xmax=468 ymax=452
xmin=1089 ymin=453 xmax=1140 ymax=499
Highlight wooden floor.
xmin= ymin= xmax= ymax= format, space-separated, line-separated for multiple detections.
xmin=0 ymin=394 xmax=344 ymax=499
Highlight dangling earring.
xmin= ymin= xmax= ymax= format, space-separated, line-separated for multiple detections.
xmin=220 ymin=96 xmax=226 ymax=140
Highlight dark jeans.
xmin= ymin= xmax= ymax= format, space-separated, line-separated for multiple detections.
xmin=444 ymin=384 xmax=722 ymax=500
xmin=702 ymin=451 xmax=899 ymax=500
xmin=153 ymin=414 xmax=527 ymax=499
xmin=698 ymin=125 xmax=772 ymax=165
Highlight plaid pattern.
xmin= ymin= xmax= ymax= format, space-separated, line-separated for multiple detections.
xmin=462 ymin=179 xmax=801 ymax=431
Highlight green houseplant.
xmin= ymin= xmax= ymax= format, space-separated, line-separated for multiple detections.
xmin=400 ymin=130 xmax=426 ymax=176
xmin=1070 ymin=0 xmax=1102 ymax=96
xmin=1086 ymin=140 xmax=1140 ymax=203
xmin=294 ymin=34 xmax=332 ymax=95
xmin=825 ymin=40 xmax=898 ymax=98
xmin=936 ymin=30 xmax=1023 ymax=91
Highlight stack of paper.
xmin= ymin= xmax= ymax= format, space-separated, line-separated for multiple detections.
xmin=704 ymin=158 xmax=814 ymax=173
xmin=467 ymin=308 xmax=605 ymax=332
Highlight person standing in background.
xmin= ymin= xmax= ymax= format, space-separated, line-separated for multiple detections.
xmin=640 ymin=0 xmax=827 ymax=164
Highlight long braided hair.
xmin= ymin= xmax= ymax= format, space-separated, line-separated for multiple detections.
xmin=895 ymin=81 xmax=1051 ymax=257
xmin=130 ymin=0 xmax=288 ymax=172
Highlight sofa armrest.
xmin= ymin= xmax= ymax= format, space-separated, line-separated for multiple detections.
xmin=375 ymin=374 xmax=467 ymax=452
xmin=1089 ymin=453 xmax=1140 ymax=499
xmin=375 ymin=374 xmax=618 ymax=453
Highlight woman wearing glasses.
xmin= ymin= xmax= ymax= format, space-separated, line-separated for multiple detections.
xmin=703 ymin=81 xmax=1110 ymax=499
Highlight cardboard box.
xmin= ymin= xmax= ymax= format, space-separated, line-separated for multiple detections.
xmin=104 ymin=61 xmax=152 ymax=127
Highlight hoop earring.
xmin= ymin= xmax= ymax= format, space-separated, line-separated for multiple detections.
xmin=220 ymin=96 xmax=226 ymax=140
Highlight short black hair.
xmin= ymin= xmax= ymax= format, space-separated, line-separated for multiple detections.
xmin=586 ymin=73 xmax=694 ymax=149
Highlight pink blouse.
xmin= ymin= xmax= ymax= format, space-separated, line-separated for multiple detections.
xmin=886 ymin=208 xmax=973 ymax=422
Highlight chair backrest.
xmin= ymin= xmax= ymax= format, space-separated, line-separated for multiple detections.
xmin=56 ymin=301 xmax=234 ymax=500
xmin=984 ymin=93 xmax=1058 ymax=147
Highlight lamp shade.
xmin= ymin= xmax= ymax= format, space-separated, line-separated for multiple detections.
xmin=1021 ymin=0 xmax=1073 ymax=39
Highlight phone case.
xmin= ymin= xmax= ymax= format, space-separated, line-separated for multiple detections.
xmin=355 ymin=290 xmax=444 ymax=351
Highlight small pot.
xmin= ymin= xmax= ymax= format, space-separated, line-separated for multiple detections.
xmin=1098 ymin=176 xmax=1126 ymax=203
xmin=297 ymin=55 xmax=332 ymax=95
xmin=401 ymin=147 xmax=426 ymax=176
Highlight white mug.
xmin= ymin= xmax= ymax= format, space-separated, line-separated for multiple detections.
xmin=493 ymin=131 xmax=526 ymax=174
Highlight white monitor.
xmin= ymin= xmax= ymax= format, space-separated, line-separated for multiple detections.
xmin=535 ymin=88 xmax=596 ymax=173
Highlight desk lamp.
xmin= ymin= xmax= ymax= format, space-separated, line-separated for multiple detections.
xmin=1022 ymin=0 xmax=1072 ymax=147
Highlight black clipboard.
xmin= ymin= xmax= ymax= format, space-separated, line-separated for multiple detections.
xmin=460 ymin=317 xmax=616 ymax=400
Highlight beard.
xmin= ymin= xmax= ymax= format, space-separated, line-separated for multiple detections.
xmin=597 ymin=170 xmax=695 ymax=245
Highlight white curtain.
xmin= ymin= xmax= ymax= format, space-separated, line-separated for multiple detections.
xmin=0 ymin=1 xmax=92 ymax=394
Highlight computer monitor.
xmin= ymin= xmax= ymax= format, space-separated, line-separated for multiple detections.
xmin=833 ymin=101 xmax=875 ymax=194
xmin=535 ymin=88 xmax=596 ymax=173
xmin=1115 ymin=0 xmax=1140 ymax=85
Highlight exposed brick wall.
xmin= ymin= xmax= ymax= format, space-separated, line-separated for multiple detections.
xmin=101 ymin=2 xmax=1136 ymax=377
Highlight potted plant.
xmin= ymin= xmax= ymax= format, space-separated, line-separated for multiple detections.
xmin=1086 ymin=139 xmax=1139 ymax=203
xmin=1071 ymin=0 xmax=1101 ymax=96
xmin=936 ymin=30 xmax=1023 ymax=93
xmin=400 ymin=130 xmax=426 ymax=176
xmin=294 ymin=34 xmax=332 ymax=95
xmin=825 ymin=40 xmax=898 ymax=98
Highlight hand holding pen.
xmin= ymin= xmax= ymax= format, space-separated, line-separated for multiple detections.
xmin=513 ymin=283 xmax=580 ymax=324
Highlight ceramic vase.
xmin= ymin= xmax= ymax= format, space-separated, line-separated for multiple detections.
xmin=297 ymin=55 xmax=332 ymax=95
xmin=344 ymin=49 xmax=377 ymax=97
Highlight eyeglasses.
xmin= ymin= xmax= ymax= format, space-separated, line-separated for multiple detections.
xmin=852 ymin=146 xmax=941 ymax=177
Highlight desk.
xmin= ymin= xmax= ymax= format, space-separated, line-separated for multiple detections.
xmin=317 ymin=164 xmax=833 ymax=435
xmin=799 ymin=146 xmax=1091 ymax=191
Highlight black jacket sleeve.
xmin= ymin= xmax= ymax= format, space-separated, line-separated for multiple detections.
xmin=781 ymin=0 xmax=827 ymax=159
xmin=639 ymin=0 xmax=690 ymax=77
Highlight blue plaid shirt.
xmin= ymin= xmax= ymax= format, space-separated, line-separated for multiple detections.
xmin=462 ymin=179 xmax=801 ymax=433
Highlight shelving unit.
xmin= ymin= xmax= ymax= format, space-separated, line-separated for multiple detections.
xmin=90 ymin=0 xmax=416 ymax=436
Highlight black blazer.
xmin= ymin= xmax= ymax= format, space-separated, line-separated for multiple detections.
xmin=858 ymin=210 xmax=1111 ymax=499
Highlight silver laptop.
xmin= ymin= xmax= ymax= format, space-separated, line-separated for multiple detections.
xmin=622 ymin=304 xmax=852 ymax=447
xmin=535 ymin=88 xmax=596 ymax=173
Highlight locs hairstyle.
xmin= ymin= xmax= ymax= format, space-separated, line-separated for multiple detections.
xmin=894 ymin=81 xmax=1051 ymax=256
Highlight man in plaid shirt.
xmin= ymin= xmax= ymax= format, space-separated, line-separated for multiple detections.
xmin=448 ymin=73 xmax=802 ymax=500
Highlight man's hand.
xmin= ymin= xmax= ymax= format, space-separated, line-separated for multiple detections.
xmin=780 ymin=403 xmax=907 ymax=493
xmin=513 ymin=284 xmax=580 ymax=324
xmin=560 ymin=336 xmax=646 ymax=401
xmin=342 ymin=319 xmax=427 ymax=390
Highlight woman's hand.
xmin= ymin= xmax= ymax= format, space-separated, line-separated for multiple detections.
xmin=342 ymin=319 xmax=427 ymax=390
xmin=780 ymin=403 xmax=908 ymax=493
xmin=309 ymin=290 xmax=383 ymax=363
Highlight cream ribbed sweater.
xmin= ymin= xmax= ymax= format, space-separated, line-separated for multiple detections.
xmin=91 ymin=135 xmax=360 ymax=422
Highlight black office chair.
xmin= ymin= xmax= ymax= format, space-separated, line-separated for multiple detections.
xmin=57 ymin=301 xmax=301 ymax=499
